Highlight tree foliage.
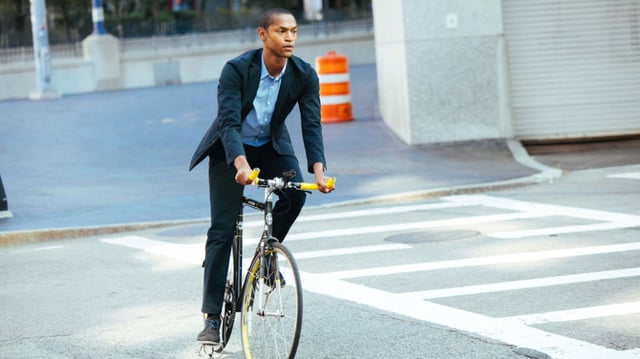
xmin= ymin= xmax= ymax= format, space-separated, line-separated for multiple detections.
xmin=1 ymin=0 xmax=371 ymax=47
xmin=0 ymin=0 xmax=30 ymax=45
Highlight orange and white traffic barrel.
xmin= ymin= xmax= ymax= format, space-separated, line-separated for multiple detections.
xmin=315 ymin=50 xmax=353 ymax=123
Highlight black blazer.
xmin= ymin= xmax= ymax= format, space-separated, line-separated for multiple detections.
xmin=189 ymin=49 xmax=326 ymax=173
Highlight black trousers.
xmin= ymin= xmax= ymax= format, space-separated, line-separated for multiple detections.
xmin=201 ymin=143 xmax=306 ymax=315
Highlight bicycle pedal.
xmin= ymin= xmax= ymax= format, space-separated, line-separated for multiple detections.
xmin=198 ymin=343 xmax=222 ymax=358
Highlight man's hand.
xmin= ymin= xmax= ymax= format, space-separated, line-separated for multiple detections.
xmin=234 ymin=156 xmax=254 ymax=185
xmin=313 ymin=162 xmax=335 ymax=193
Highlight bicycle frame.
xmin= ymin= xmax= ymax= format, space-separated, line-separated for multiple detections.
xmin=233 ymin=187 xmax=275 ymax=312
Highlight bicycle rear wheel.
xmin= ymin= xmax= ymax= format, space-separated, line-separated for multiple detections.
xmin=241 ymin=241 xmax=303 ymax=359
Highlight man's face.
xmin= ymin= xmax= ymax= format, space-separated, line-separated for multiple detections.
xmin=260 ymin=14 xmax=297 ymax=58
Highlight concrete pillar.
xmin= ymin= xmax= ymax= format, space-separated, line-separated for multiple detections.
xmin=372 ymin=0 xmax=512 ymax=145
xmin=304 ymin=0 xmax=324 ymax=20
xmin=82 ymin=34 xmax=121 ymax=90
xmin=82 ymin=0 xmax=121 ymax=90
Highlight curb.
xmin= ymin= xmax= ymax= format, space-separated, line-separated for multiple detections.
xmin=312 ymin=139 xmax=564 ymax=209
xmin=0 ymin=140 xmax=563 ymax=247
xmin=0 ymin=219 xmax=208 ymax=247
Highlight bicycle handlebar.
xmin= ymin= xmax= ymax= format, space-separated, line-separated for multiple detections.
xmin=249 ymin=168 xmax=335 ymax=191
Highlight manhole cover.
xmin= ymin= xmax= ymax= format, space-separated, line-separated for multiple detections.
xmin=385 ymin=230 xmax=481 ymax=244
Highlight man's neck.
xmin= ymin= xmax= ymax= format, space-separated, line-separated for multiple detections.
xmin=263 ymin=53 xmax=288 ymax=77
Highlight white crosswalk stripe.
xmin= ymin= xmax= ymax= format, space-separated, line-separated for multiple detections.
xmin=504 ymin=301 xmax=640 ymax=325
xmin=406 ymin=267 xmax=640 ymax=299
xmin=295 ymin=243 xmax=411 ymax=259
xmin=321 ymin=242 xmax=640 ymax=279
xmin=607 ymin=172 xmax=640 ymax=180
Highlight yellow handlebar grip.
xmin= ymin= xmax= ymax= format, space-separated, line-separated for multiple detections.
xmin=248 ymin=168 xmax=260 ymax=183
xmin=300 ymin=178 xmax=335 ymax=191
xmin=326 ymin=177 xmax=336 ymax=189
xmin=300 ymin=183 xmax=319 ymax=191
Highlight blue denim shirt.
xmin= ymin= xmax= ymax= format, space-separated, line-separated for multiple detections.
xmin=241 ymin=57 xmax=286 ymax=147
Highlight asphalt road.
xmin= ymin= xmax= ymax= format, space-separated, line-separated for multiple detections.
xmin=1 ymin=163 xmax=639 ymax=358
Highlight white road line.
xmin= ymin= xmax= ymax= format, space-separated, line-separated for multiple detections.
xmin=101 ymin=236 xmax=202 ymax=265
xmin=102 ymin=236 xmax=162 ymax=250
xmin=504 ymin=301 xmax=640 ymax=325
xmin=406 ymin=267 xmax=640 ymax=299
xmin=10 ymin=245 xmax=64 ymax=254
xmin=295 ymin=243 xmax=411 ymax=259
xmin=444 ymin=194 xmax=640 ymax=222
xmin=243 ymin=195 xmax=640 ymax=240
xmin=300 ymin=271 xmax=640 ymax=359
xmin=297 ymin=201 xmax=470 ymax=221
xmin=285 ymin=211 xmax=546 ymax=241
xmin=490 ymin=220 xmax=640 ymax=239
xmin=243 ymin=201 xmax=476 ymax=228
xmin=102 ymin=237 xmax=412 ymax=263
xmin=608 ymin=172 xmax=640 ymax=180
xmin=323 ymin=242 xmax=640 ymax=279
xmin=444 ymin=195 xmax=640 ymax=239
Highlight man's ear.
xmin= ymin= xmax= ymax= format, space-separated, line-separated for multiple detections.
xmin=257 ymin=27 xmax=267 ymax=41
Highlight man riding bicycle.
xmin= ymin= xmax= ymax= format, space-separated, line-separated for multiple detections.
xmin=188 ymin=7 xmax=334 ymax=345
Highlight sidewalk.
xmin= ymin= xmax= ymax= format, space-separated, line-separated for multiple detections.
xmin=0 ymin=64 xmax=587 ymax=245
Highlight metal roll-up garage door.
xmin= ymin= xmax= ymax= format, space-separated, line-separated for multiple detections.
xmin=503 ymin=0 xmax=640 ymax=141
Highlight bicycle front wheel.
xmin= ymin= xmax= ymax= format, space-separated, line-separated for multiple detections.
xmin=217 ymin=235 xmax=239 ymax=352
xmin=241 ymin=241 xmax=303 ymax=359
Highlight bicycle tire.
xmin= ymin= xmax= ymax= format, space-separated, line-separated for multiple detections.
xmin=216 ymin=237 xmax=238 ymax=352
xmin=241 ymin=241 xmax=303 ymax=359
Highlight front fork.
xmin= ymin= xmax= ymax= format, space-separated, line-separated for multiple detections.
xmin=255 ymin=192 xmax=276 ymax=314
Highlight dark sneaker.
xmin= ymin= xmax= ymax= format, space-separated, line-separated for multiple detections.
xmin=197 ymin=318 xmax=220 ymax=344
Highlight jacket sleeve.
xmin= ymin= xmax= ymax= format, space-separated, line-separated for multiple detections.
xmin=298 ymin=66 xmax=327 ymax=173
xmin=217 ymin=61 xmax=246 ymax=167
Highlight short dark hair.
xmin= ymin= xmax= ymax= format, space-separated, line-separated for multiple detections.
xmin=258 ymin=8 xmax=294 ymax=29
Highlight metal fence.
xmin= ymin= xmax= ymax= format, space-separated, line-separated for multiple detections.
xmin=0 ymin=17 xmax=373 ymax=64
xmin=0 ymin=10 xmax=372 ymax=47
xmin=121 ymin=18 xmax=373 ymax=52
xmin=0 ymin=42 xmax=84 ymax=64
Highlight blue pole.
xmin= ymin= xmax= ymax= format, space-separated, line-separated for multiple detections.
xmin=91 ymin=0 xmax=106 ymax=35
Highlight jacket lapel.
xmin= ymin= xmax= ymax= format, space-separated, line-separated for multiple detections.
xmin=242 ymin=51 xmax=262 ymax=119
xmin=271 ymin=65 xmax=292 ymax=127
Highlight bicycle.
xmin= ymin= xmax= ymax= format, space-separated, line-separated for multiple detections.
xmin=199 ymin=168 xmax=335 ymax=359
